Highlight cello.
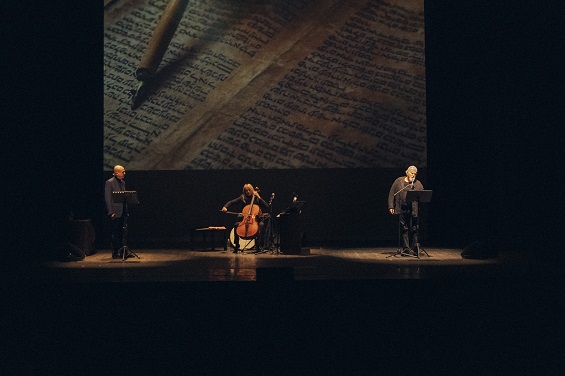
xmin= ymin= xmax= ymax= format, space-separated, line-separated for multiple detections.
xmin=236 ymin=189 xmax=262 ymax=240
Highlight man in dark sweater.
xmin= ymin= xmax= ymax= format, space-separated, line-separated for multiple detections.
xmin=388 ymin=166 xmax=424 ymax=256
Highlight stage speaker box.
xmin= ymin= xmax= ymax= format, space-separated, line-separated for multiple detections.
xmin=461 ymin=240 xmax=495 ymax=259
xmin=69 ymin=219 xmax=96 ymax=256
xmin=279 ymin=212 xmax=302 ymax=254
xmin=49 ymin=242 xmax=86 ymax=261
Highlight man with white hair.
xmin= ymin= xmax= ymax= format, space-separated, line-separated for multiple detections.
xmin=388 ymin=166 xmax=424 ymax=256
xmin=105 ymin=165 xmax=126 ymax=259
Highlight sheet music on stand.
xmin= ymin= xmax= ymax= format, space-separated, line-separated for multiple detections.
xmin=283 ymin=200 xmax=306 ymax=214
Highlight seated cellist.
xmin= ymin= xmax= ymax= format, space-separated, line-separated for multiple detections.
xmin=221 ymin=184 xmax=270 ymax=253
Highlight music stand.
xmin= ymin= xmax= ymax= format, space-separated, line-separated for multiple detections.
xmin=283 ymin=200 xmax=305 ymax=214
xmin=405 ymin=190 xmax=433 ymax=258
xmin=112 ymin=191 xmax=140 ymax=261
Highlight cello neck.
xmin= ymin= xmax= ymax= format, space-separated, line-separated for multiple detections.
xmin=248 ymin=194 xmax=256 ymax=214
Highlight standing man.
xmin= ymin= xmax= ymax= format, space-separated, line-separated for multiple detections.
xmin=105 ymin=165 xmax=126 ymax=259
xmin=388 ymin=166 xmax=424 ymax=256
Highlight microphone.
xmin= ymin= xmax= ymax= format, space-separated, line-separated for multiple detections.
xmin=411 ymin=177 xmax=415 ymax=189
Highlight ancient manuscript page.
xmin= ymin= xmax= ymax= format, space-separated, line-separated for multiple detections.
xmin=104 ymin=0 xmax=426 ymax=169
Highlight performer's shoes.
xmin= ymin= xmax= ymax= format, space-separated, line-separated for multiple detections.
xmin=401 ymin=248 xmax=411 ymax=256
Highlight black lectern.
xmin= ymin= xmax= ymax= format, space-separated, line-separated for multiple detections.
xmin=405 ymin=190 xmax=433 ymax=258
xmin=112 ymin=191 xmax=140 ymax=261
xmin=278 ymin=201 xmax=306 ymax=255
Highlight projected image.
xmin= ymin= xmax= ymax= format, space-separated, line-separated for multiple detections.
xmin=104 ymin=0 xmax=426 ymax=170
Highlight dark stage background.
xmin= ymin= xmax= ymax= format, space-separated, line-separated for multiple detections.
xmin=96 ymin=168 xmax=429 ymax=248
xmin=8 ymin=0 xmax=558 ymax=260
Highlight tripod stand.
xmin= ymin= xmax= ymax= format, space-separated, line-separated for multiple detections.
xmin=112 ymin=191 xmax=140 ymax=261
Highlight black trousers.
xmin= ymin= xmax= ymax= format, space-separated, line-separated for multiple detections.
xmin=399 ymin=212 xmax=418 ymax=250
xmin=110 ymin=216 xmax=125 ymax=255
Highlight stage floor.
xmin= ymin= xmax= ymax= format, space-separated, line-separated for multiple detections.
xmin=35 ymin=246 xmax=514 ymax=282
xmin=7 ymin=246 xmax=562 ymax=375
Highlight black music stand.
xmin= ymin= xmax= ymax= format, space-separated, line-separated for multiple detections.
xmin=405 ymin=190 xmax=433 ymax=258
xmin=112 ymin=190 xmax=140 ymax=261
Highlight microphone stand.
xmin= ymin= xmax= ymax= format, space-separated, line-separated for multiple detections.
xmin=267 ymin=193 xmax=281 ymax=254
xmin=393 ymin=182 xmax=412 ymax=197
xmin=255 ymin=193 xmax=279 ymax=254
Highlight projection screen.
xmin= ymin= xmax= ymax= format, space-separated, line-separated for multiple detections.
xmin=104 ymin=0 xmax=426 ymax=170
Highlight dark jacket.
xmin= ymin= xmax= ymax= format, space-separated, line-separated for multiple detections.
xmin=105 ymin=176 xmax=126 ymax=218
xmin=388 ymin=177 xmax=424 ymax=216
